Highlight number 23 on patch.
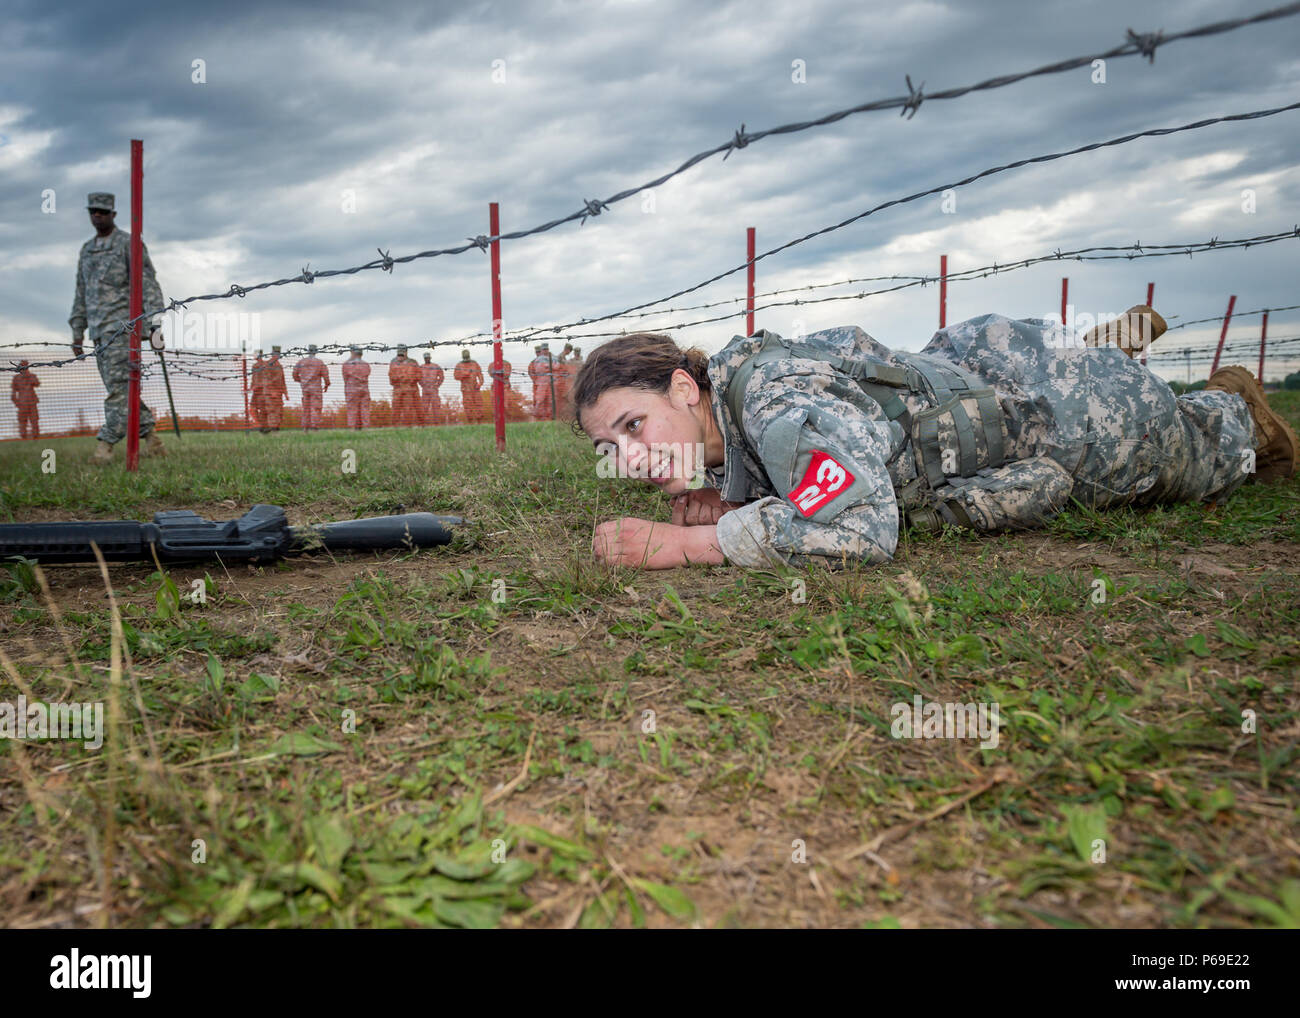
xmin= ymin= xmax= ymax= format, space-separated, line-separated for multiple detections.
xmin=788 ymin=450 xmax=855 ymax=517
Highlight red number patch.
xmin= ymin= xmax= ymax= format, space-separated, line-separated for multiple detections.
xmin=787 ymin=450 xmax=855 ymax=518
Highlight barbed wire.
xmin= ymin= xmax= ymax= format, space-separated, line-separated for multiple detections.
xmin=6 ymin=228 xmax=1296 ymax=368
xmin=504 ymin=101 xmax=1300 ymax=346
xmin=59 ymin=4 xmax=1300 ymax=357
xmin=1163 ymin=302 xmax=1300 ymax=329
xmin=527 ymin=231 xmax=1300 ymax=342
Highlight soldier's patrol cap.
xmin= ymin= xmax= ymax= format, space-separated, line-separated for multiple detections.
xmin=397 ymin=344 xmax=408 ymax=354
xmin=540 ymin=342 xmax=550 ymax=351
xmin=534 ymin=344 xmax=542 ymax=354
xmin=461 ymin=348 xmax=471 ymax=359
xmin=308 ymin=344 xmax=318 ymax=353
xmin=423 ymin=351 xmax=432 ymax=360
xmin=272 ymin=345 xmax=282 ymax=353
xmin=87 ymin=193 xmax=115 ymax=212
xmin=350 ymin=345 xmax=362 ymax=354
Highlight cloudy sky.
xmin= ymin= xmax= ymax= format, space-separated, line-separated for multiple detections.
xmin=3 ymin=0 xmax=1299 ymax=397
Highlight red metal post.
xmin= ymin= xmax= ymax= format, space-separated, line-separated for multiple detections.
xmin=1060 ymin=277 xmax=1068 ymax=332
xmin=126 ymin=139 xmax=144 ymax=471
xmin=490 ymin=202 xmax=505 ymax=451
xmin=1209 ymin=294 xmax=1237 ymax=377
xmin=939 ymin=254 xmax=947 ymax=328
xmin=746 ymin=227 xmax=756 ymax=336
xmin=1141 ymin=282 xmax=1154 ymax=364
xmin=241 ymin=349 xmax=250 ymax=427
xmin=1258 ymin=310 xmax=1269 ymax=381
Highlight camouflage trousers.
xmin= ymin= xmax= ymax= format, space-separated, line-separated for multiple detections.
xmin=917 ymin=314 xmax=1256 ymax=529
xmin=346 ymin=395 xmax=371 ymax=429
xmin=92 ymin=328 xmax=155 ymax=444
xmin=301 ymin=389 xmax=323 ymax=429
xmin=16 ymin=405 xmax=39 ymax=439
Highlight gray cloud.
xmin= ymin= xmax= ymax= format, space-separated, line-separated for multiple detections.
xmin=3 ymin=0 xmax=1298 ymax=388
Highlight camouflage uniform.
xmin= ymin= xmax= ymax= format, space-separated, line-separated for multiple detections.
xmin=292 ymin=349 xmax=330 ymax=429
xmin=419 ymin=357 xmax=444 ymax=424
xmin=529 ymin=348 xmax=555 ymax=419
xmin=342 ymin=352 xmax=372 ymax=429
xmin=707 ymin=315 xmax=1256 ymax=568
xmin=454 ymin=356 xmax=484 ymax=422
xmin=249 ymin=354 xmax=270 ymax=430
xmin=69 ymin=209 xmax=166 ymax=445
xmin=10 ymin=363 xmax=40 ymax=439
xmin=263 ymin=352 xmax=288 ymax=429
xmin=389 ymin=350 xmax=421 ymax=426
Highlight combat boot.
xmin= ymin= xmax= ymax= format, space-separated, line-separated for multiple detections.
xmin=1205 ymin=366 xmax=1298 ymax=482
xmin=92 ymin=440 xmax=114 ymax=463
xmin=144 ymin=430 xmax=167 ymax=457
xmin=1079 ymin=305 xmax=1167 ymax=358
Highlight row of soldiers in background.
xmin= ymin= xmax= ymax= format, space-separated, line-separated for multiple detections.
xmin=246 ymin=342 xmax=584 ymax=432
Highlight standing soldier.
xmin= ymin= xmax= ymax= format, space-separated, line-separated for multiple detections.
xmin=249 ymin=351 xmax=270 ymax=432
xmin=341 ymin=346 xmax=371 ymax=430
xmin=554 ymin=342 xmax=576 ymax=420
xmin=293 ymin=343 xmax=330 ymax=430
xmin=529 ymin=343 xmax=555 ymax=420
xmin=10 ymin=360 xmax=40 ymax=439
xmin=388 ymin=344 xmax=420 ymax=426
xmin=419 ymin=351 xmax=445 ymax=425
xmin=69 ymin=192 xmax=167 ymax=462
xmin=264 ymin=345 xmax=288 ymax=430
xmin=454 ymin=348 xmax=485 ymax=423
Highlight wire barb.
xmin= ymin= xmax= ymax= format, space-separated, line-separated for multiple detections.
xmin=377 ymin=248 xmax=395 ymax=272
xmin=467 ymin=235 xmax=491 ymax=253
xmin=1126 ymin=28 xmax=1165 ymax=63
xmin=901 ymin=75 xmax=925 ymax=119
xmin=580 ymin=198 xmax=609 ymax=225
xmin=722 ymin=123 xmax=750 ymax=161
xmin=300 ymin=264 xmax=315 ymax=284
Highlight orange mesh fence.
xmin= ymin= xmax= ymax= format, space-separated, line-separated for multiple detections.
xmin=2 ymin=345 xmax=580 ymax=441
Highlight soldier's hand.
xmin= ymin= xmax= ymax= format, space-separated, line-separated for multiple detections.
xmin=72 ymin=330 xmax=85 ymax=356
xmin=670 ymin=487 xmax=740 ymax=526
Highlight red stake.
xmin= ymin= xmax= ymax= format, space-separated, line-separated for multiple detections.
xmin=1060 ymin=277 xmax=1068 ymax=332
xmin=1209 ymin=295 xmax=1237 ymax=377
xmin=489 ymin=202 xmax=505 ymax=451
xmin=1141 ymin=282 xmax=1154 ymax=364
xmin=1258 ymin=310 xmax=1269 ymax=382
xmin=126 ymin=139 xmax=143 ymax=472
xmin=939 ymin=254 xmax=948 ymax=328
xmin=746 ymin=227 xmax=756 ymax=336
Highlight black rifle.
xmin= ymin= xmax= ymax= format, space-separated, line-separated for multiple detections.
xmin=0 ymin=504 xmax=462 ymax=565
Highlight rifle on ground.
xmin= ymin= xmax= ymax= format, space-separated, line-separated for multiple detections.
xmin=0 ymin=504 xmax=462 ymax=565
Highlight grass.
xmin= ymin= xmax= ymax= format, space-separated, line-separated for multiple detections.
xmin=0 ymin=394 xmax=1298 ymax=929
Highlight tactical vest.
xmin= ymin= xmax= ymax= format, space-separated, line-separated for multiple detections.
xmin=723 ymin=332 xmax=1007 ymax=529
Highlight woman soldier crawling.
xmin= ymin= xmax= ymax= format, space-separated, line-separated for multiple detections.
xmin=571 ymin=308 xmax=1298 ymax=569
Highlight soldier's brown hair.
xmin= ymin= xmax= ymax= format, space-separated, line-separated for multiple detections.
xmin=570 ymin=332 xmax=711 ymax=434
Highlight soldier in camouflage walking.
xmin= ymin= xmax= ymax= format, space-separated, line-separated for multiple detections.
xmin=573 ymin=311 xmax=1297 ymax=569
xmin=69 ymin=193 xmax=167 ymax=462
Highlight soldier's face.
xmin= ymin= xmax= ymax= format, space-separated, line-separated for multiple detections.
xmin=89 ymin=208 xmax=115 ymax=234
xmin=586 ymin=373 xmax=707 ymax=495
